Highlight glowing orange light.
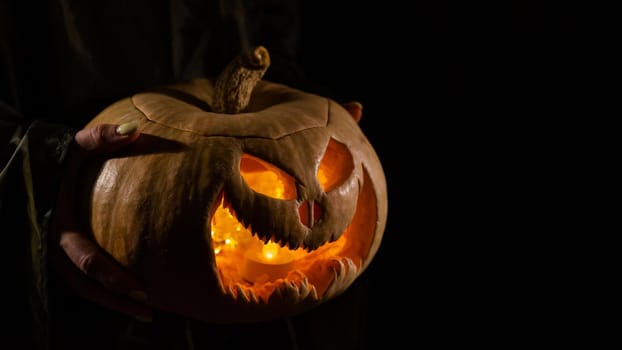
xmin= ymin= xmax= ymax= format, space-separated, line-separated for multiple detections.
xmin=211 ymin=155 xmax=306 ymax=282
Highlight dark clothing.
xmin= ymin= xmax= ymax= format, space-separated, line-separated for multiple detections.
xmin=1 ymin=118 xmax=74 ymax=350
xmin=1 ymin=1 xmax=367 ymax=349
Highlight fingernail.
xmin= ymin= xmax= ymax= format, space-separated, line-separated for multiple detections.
xmin=116 ymin=121 xmax=138 ymax=136
xmin=128 ymin=290 xmax=148 ymax=303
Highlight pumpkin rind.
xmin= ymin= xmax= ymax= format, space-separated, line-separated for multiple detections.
xmin=80 ymin=78 xmax=387 ymax=323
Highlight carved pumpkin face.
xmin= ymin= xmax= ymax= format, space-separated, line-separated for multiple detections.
xmin=81 ymin=78 xmax=387 ymax=323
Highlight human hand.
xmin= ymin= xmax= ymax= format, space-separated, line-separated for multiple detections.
xmin=49 ymin=122 xmax=152 ymax=321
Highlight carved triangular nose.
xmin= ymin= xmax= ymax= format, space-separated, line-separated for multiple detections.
xmin=298 ymin=200 xmax=323 ymax=228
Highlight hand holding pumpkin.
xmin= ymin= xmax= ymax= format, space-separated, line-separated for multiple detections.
xmin=49 ymin=122 xmax=152 ymax=321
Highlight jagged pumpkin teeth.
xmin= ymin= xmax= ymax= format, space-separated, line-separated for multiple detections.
xmin=332 ymin=259 xmax=346 ymax=276
xmin=248 ymin=289 xmax=259 ymax=304
xmin=298 ymin=282 xmax=310 ymax=298
xmin=79 ymin=45 xmax=387 ymax=323
xmin=235 ymin=284 xmax=250 ymax=303
xmin=286 ymin=270 xmax=306 ymax=281
xmin=282 ymin=281 xmax=294 ymax=295
xmin=226 ymin=285 xmax=235 ymax=298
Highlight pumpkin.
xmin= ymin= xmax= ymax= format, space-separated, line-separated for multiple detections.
xmin=79 ymin=46 xmax=387 ymax=323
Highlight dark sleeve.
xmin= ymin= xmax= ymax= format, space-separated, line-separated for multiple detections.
xmin=1 ymin=108 xmax=75 ymax=350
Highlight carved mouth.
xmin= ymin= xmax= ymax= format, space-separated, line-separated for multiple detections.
xmin=209 ymin=194 xmax=351 ymax=303
xmin=209 ymin=168 xmax=377 ymax=304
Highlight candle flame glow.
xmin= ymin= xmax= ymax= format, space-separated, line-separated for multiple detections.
xmin=262 ymin=242 xmax=280 ymax=260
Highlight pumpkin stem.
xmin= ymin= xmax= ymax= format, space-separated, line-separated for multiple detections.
xmin=213 ymin=45 xmax=271 ymax=114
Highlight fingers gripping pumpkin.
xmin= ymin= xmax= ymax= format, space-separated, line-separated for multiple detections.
xmin=79 ymin=46 xmax=388 ymax=323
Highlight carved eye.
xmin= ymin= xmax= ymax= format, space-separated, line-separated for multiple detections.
xmin=317 ymin=138 xmax=354 ymax=192
xmin=240 ymin=153 xmax=297 ymax=200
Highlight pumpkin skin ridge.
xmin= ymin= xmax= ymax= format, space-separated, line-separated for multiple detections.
xmin=129 ymin=93 xmax=323 ymax=142
xmin=131 ymin=80 xmax=331 ymax=139
xmin=132 ymin=96 xmax=332 ymax=141
xmin=81 ymin=77 xmax=387 ymax=323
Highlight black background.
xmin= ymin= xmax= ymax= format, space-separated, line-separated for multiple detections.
xmin=295 ymin=1 xmax=617 ymax=347
xmin=3 ymin=1 xmax=617 ymax=348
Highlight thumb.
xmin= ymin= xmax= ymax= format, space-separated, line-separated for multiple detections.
xmin=74 ymin=122 xmax=140 ymax=154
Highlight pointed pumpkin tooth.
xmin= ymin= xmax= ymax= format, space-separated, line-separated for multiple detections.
xmin=304 ymin=239 xmax=322 ymax=252
xmin=297 ymin=240 xmax=304 ymax=248
xmin=268 ymin=286 xmax=283 ymax=303
xmin=308 ymin=285 xmax=318 ymax=300
xmin=226 ymin=284 xmax=236 ymax=298
xmin=235 ymin=284 xmax=250 ymax=303
xmin=216 ymin=271 xmax=228 ymax=293
xmin=279 ymin=239 xmax=289 ymax=249
xmin=298 ymin=279 xmax=310 ymax=298
xmin=247 ymin=288 xmax=260 ymax=304
xmin=280 ymin=281 xmax=300 ymax=301
xmin=345 ymin=257 xmax=358 ymax=274
xmin=323 ymin=258 xmax=360 ymax=298
xmin=332 ymin=231 xmax=341 ymax=242
xmin=331 ymin=258 xmax=346 ymax=278
xmin=284 ymin=280 xmax=296 ymax=291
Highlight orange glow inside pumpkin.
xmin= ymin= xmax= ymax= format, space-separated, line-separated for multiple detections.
xmin=209 ymin=142 xmax=375 ymax=302
xmin=210 ymin=197 xmax=309 ymax=281
xmin=210 ymin=154 xmax=308 ymax=268
xmin=210 ymin=154 xmax=348 ymax=287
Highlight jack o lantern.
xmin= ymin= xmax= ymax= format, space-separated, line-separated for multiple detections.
xmin=79 ymin=46 xmax=387 ymax=323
